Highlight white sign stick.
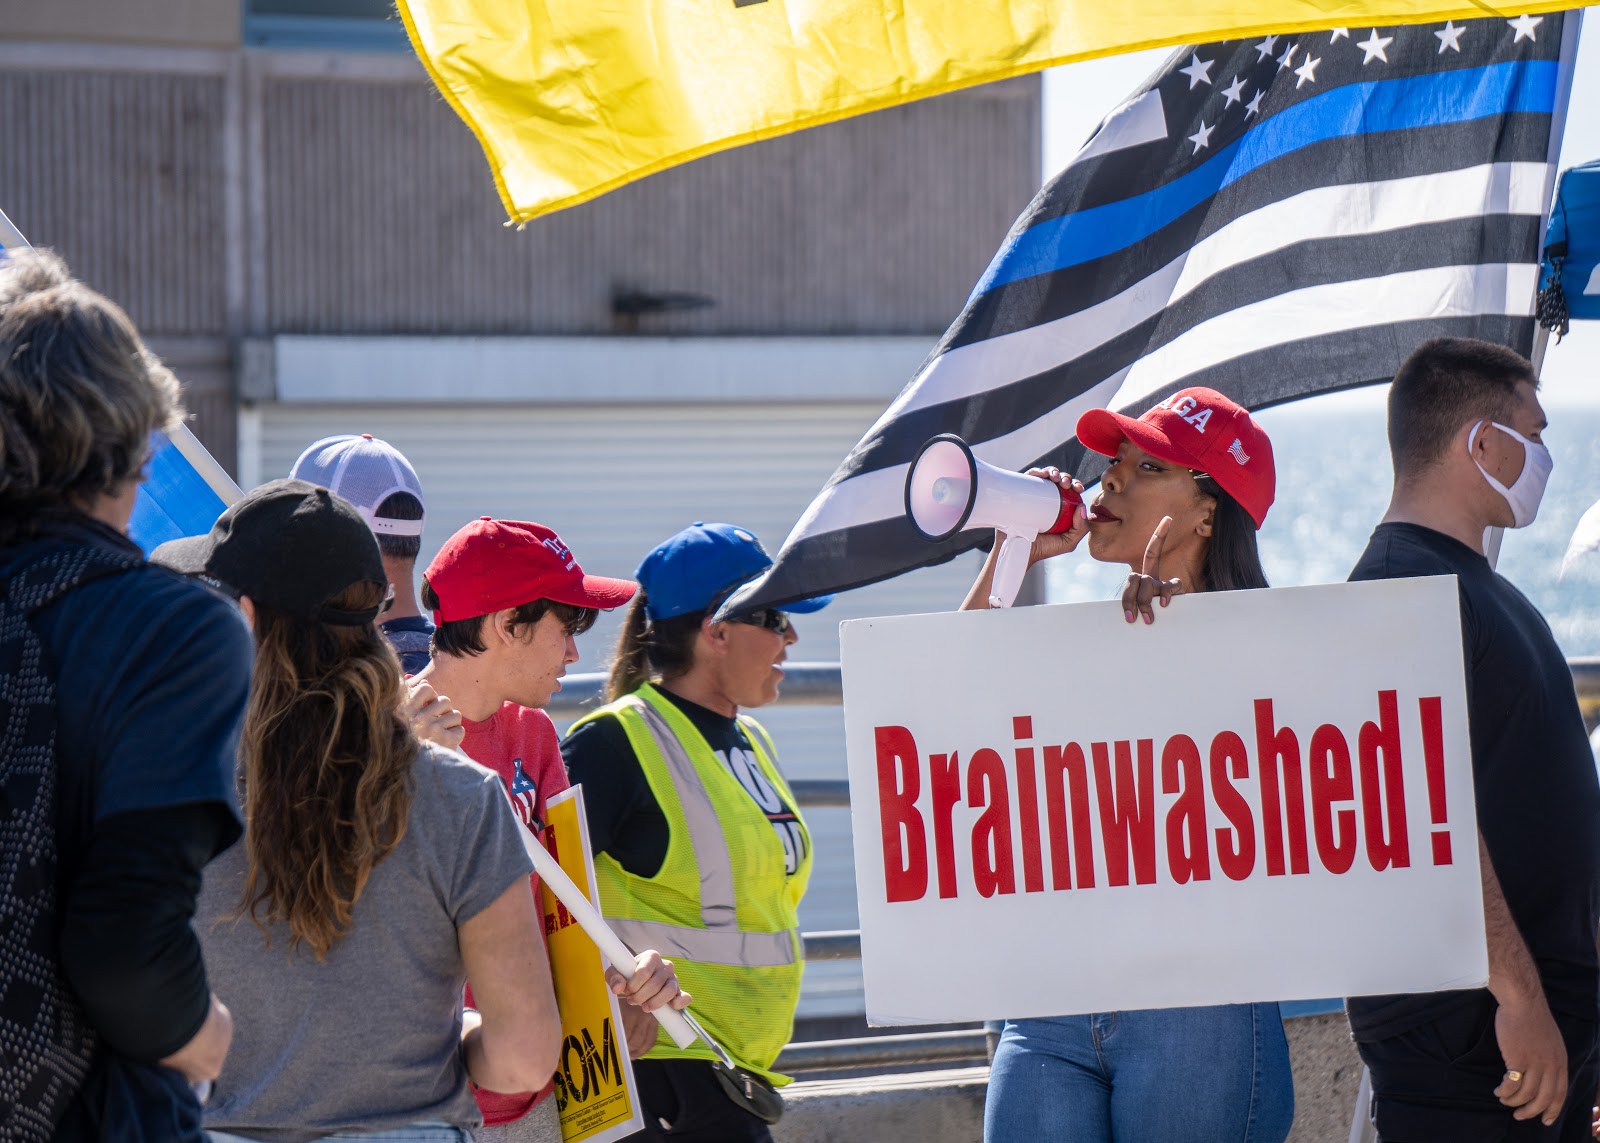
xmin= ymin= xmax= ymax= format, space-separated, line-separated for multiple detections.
xmin=518 ymin=822 xmax=699 ymax=1050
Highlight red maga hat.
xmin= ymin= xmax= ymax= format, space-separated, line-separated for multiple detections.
xmin=423 ymin=517 xmax=636 ymax=623
xmin=1075 ymin=387 xmax=1276 ymax=528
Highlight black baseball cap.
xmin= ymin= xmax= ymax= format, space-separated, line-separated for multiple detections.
xmin=153 ymin=478 xmax=388 ymax=625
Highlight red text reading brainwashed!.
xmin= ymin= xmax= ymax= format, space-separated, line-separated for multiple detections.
xmin=873 ymin=690 xmax=1455 ymax=903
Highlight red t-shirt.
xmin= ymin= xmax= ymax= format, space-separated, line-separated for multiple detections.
xmin=458 ymin=702 xmax=569 ymax=1125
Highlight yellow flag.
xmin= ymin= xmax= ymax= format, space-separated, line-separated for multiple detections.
xmin=539 ymin=787 xmax=644 ymax=1143
xmin=396 ymin=0 xmax=1579 ymax=222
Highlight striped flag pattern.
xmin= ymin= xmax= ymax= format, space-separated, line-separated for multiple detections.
xmin=723 ymin=12 xmax=1581 ymax=616
xmin=0 ymin=209 xmax=240 ymax=554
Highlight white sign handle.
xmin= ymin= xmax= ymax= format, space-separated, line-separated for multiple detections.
xmin=519 ymin=824 xmax=699 ymax=1049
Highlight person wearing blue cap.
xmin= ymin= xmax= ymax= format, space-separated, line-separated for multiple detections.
xmin=560 ymin=523 xmax=830 ymax=1143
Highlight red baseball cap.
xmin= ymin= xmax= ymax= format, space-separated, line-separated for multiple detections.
xmin=423 ymin=517 xmax=636 ymax=623
xmin=1075 ymin=387 xmax=1276 ymax=528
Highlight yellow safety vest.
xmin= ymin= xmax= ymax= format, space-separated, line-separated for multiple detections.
xmin=571 ymin=684 xmax=812 ymax=1084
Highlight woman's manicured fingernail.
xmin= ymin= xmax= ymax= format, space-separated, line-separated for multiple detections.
xmin=1144 ymin=613 xmax=1153 ymax=624
xmin=1125 ymin=610 xmax=1135 ymax=623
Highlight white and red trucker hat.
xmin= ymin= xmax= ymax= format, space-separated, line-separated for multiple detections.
xmin=1075 ymin=387 xmax=1276 ymax=528
xmin=290 ymin=433 xmax=426 ymax=538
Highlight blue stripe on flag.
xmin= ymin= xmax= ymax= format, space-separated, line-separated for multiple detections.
xmin=971 ymin=59 xmax=1560 ymax=298
xmin=127 ymin=430 xmax=228 ymax=555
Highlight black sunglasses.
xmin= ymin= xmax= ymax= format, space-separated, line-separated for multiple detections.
xmin=725 ymin=608 xmax=792 ymax=635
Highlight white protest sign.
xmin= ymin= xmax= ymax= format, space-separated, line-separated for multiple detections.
xmin=841 ymin=576 xmax=1486 ymax=1026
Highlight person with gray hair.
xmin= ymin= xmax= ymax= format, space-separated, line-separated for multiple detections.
xmin=0 ymin=249 xmax=251 ymax=1140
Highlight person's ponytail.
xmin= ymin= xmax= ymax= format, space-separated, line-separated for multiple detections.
xmin=605 ymin=590 xmax=706 ymax=702
xmin=606 ymin=594 xmax=653 ymax=701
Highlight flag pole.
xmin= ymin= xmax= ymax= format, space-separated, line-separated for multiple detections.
xmin=0 ymin=209 xmax=241 ymax=509
xmin=0 ymin=207 xmax=26 ymax=251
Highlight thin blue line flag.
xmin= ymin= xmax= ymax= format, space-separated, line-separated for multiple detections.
xmin=726 ymin=12 xmax=1583 ymax=615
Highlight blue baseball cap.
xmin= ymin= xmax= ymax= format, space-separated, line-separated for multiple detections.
xmin=636 ymin=522 xmax=833 ymax=622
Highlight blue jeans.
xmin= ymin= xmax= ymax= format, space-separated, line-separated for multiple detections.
xmin=984 ymin=1003 xmax=1294 ymax=1143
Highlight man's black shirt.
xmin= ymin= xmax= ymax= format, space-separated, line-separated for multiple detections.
xmin=1346 ymin=523 xmax=1600 ymax=1037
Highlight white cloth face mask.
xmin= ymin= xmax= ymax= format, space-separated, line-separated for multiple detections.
xmin=1469 ymin=420 xmax=1553 ymax=528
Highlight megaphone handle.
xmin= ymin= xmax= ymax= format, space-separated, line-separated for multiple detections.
xmin=988 ymin=532 xmax=1035 ymax=609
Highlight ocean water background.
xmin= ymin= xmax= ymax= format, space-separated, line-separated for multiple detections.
xmin=1047 ymin=386 xmax=1600 ymax=654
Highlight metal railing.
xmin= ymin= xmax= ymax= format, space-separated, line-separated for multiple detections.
xmin=550 ymin=658 xmax=1600 ymax=1074
xmin=775 ymin=1029 xmax=988 ymax=1073
xmin=551 ymin=657 xmax=1600 ymax=723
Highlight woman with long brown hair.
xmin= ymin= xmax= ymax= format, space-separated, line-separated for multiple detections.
xmin=155 ymin=479 xmax=559 ymax=1143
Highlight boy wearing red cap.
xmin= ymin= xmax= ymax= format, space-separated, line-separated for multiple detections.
xmin=415 ymin=517 xmax=685 ymax=1132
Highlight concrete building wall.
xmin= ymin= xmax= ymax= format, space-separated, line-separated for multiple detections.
xmin=0 ymin=66 xmax=231 ymax=335
xmin=0 ymin=12 xmax=1040 ymax=473
xmin=0 ymin=0 xmax=241 ymax=49
xmin=259 ymin=69 xmax=1039 ymax=336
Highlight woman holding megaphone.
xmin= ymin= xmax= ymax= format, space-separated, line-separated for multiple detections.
xmin=965 ymin=388 xmax=1295 ymax=1143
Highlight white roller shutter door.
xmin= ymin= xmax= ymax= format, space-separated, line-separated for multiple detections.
xmin=252 ymin=400 xmax=983 ymax=1017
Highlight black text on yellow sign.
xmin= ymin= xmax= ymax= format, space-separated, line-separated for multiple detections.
xmin=553 ymin=1016 xmax=630 ymax=1131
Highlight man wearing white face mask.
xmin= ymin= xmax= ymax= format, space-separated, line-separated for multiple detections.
xmin=1344 ymin=337 xmax=1600 ymax=1143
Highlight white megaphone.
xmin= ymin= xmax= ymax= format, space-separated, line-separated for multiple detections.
xmin=905 ymin=434 xmax=1082 ymax=609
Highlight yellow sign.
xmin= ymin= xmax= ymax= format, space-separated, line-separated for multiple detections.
xmin=397 ymin=0 xmax=1578 ymax=223
xmin=540 ymin=787 xmax=644 ymax=1143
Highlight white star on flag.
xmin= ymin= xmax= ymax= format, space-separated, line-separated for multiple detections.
xmin=1254 ymin=35 xmax=1279 ymax=61
xmin=1220 ymin=75 xmax=1247 ymax=107
xmin=1178 ymin=53 xmax=1215 ymax=88
xmin=1435 ymin=20 xmax=1465 ymax=53
xmin=1508 ymin=14 xmax=1543 ymax=42
xmin=1187 ymin=119 xmax=1215 ymax=153
xmin=1358 ymin=29 xmax=1394 ymax=64
xmin=1295 ymin=54 xmax=1321 ymax=88
xmin=1277 ymin=42 xmax=1299 ymax=70
xmin=1244 ymin=89 xmax=1264 ymax=118
xmin=1330 ymin=28 xmax=1350 ymax=42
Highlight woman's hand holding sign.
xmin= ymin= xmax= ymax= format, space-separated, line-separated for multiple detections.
xmin=1121 ymin=516 xmax=1184 ymax=624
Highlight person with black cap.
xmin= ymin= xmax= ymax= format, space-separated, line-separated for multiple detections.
xmin=561 ymin=522 xmax=832 ymax=1143
xmin=155 ymin=480 xmax=561 ymax=1143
